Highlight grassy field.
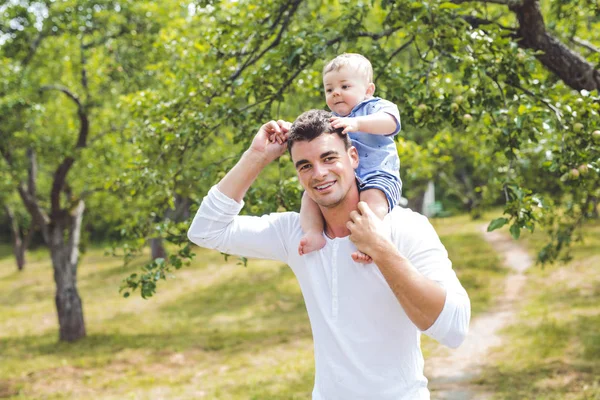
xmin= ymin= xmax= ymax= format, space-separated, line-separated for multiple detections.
xmin=476 ymin=221 xmax=600 ymax=399
xmin=0 ymin=214 xmax=509 ymax=399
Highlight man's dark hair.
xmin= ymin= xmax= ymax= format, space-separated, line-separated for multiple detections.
xmin=287 ymin=109 xmax=351 ymax=155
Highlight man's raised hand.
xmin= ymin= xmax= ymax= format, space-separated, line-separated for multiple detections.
xmin=250 ymin=120 xmax=290 ymax=163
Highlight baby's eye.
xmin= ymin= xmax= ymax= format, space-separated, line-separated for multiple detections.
xmin=326 ymin=89 xmax=332 ymax=93
xmin=342 ymin=85 xmax=349 ymax=89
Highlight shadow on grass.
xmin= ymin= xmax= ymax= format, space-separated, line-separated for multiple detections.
xmin=441 ymin=233 xmax=507 ymax=316
xmin=78 ymin=256 xmax=150 ymax=283
xmin=222 ymin=366 xmax=315 ymax=400
xmin=0 ymin=263 xmax=312 ymax=361
xmin=478 ymin=313 xmax=600 ymax=398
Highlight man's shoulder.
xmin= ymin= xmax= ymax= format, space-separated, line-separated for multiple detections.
xmin=388 ymin=206 xmax=426 ymax=221
xmin=386 ymin=207 xmax=444 ymax=252
xmin=387 ymin=207 xmax=435 ymax=234
xmin=264 ymin=210 xmax=302 ymax=231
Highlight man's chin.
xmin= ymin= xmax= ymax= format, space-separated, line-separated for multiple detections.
xmin=311 ymin=193 xmax=344 ymax=209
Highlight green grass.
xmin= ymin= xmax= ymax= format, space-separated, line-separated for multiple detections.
xmin=432 ymin=211 xmax=508 ymax=317
xmin=0 ymin=213 xmax=507 ymax=399
xmin=476 ymin=220 xmax=600 ymax=399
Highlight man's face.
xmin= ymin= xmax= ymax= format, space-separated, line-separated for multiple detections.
xmin=323 ymin=67 xmax=372 ymax=116
xmin=291 ymin=133 xmax=359 ymax=208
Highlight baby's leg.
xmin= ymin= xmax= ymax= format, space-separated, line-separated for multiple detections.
xmin=299 ymin=192 xmax=327 ymax=256
xmin=352 ymin=188 xmax=389 ymax=264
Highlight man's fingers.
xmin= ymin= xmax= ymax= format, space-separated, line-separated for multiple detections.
xmin=263 ymin=120 xmax=281 ymax=135
xmin=277 ymin=119 xmax=292 ymax=132
xmin=342 ymin=126 xmax=351 ymax=134
xmin=357 ymin=201 xmax=372 ymax=216
xmin=346 ymin=220 xmax=355 ymax=231
xmin=349 ymin=210 xmax=360 ymax=222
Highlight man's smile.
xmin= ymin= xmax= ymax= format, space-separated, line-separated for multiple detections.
xmin=313 ymin=180 xmax=337 ymax=192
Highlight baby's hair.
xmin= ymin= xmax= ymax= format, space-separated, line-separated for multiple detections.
xmin=323 ymin=53 xmax=373 ymax=83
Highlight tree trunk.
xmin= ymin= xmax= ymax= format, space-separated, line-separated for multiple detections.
xmin=49 ymin=200 xmax=86 ymax=342
xmin=149 ymin=195 xmax=192 ymax=261
xmin=407 ymin=190 xmax=426 ymax=214
xmin=150 ymin=237 xmax=167 ymax=260
xmin=509 ymin=0 xmax=600 ymax=91
xmin=3 ymin=204 xmax=33 ymax=271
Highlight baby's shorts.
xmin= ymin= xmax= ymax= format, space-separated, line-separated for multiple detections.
xmin=356 ymin=172 xmax=403 ymax=212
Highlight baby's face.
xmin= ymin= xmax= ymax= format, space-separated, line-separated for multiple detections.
xmin=323 ymin=67 xmax=372 ymax=117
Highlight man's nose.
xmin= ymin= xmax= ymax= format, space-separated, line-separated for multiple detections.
xmin=312 ymin=163 xmax=328 ymax=179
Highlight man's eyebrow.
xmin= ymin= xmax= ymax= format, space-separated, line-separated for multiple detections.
xmin=295 ymin=151 xmax=339 ymax=168
xmin=295 ymin=159 xmax=309 ymax=169
xmin=321 ymin=151 xmax=339 ymax=158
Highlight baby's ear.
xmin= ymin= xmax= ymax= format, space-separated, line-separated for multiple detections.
xmin=367 ymin=82 xmax=375 ymax=96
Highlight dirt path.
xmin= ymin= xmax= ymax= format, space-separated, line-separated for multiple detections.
xmin=425 ymin=227 xmax=533 ymax=400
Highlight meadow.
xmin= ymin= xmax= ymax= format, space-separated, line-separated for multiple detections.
xmin=0 ymin=213 xmax=597 ymax=399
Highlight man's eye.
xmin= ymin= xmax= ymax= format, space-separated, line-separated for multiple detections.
xmin=299 ymin=164 xmax=311 ymax=171
xmin=324 ymin=157 xmax=335 ymax=162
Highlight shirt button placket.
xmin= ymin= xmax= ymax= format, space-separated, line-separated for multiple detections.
xmin=331 ymin=241 xmax=339 ymax=321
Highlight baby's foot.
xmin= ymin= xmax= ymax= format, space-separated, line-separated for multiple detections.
xmin=351 ymin=251 xmax=373 ymax=264
xmin=298 ymin=232 xmax=326 ymax=256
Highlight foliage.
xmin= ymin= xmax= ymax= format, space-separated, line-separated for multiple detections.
xmin=0 ymin=0 xmax=598 ymax=299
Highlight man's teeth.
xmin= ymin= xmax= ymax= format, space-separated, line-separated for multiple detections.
xmin=316 ymin=182 xmax=334 ymax=190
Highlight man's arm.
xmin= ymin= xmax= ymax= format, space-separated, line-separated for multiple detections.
xmin=218 ymin=120 xmax=289 ymax=202
xmin=187 ymin=120 xmax=294 ymax=262
xmin=347 ymin=202 xmax=470 ymax=348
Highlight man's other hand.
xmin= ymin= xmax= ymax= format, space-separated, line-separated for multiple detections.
xmin=347 ymin=202 xmax=390 ymax=257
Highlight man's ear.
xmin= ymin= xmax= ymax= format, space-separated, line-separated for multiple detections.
xmin=348 ymin=146 xmax=359 ymax=169
xmin=366 ymin=83 xmax=375 ymax=97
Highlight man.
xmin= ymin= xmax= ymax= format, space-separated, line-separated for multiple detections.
xmin=188 ymin=110 xmax=470 ymax=399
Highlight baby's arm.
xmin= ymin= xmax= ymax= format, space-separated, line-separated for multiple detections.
xmin=359 ymin=188 xmax=389 ymax=220
xmin=298 ymin=192 xmax=327 ymax=255
xmin=331 ymin=112 xmax=397 ymax=135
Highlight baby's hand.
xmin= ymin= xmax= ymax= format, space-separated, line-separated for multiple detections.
xmin=330 ymin=116 xmax=359 ymax=134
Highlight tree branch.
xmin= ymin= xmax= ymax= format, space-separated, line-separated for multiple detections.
xmin=570 ymin=36 xmax=600 ymax=55
xmin=80 ymin=40 xmax=90 ymax=99
xmin=17 ymin=183 xmax=50 ymax=241
xmin=39 ymin=85 xmax=90 ymax=216
xmin=40 ymin=85 xmax=89 ymax=149
xmin=452 ymin=0 xmax=522 ymax=5
xmin=81 ymin=27 xmax=128 ymax=50
xmin=229 ymin=0 xmax=303 ymax=82
xmin=0 ymin=135 xmax=14 ymax=167
xmin=457 ymin=0 xmax=600 ymax=91
xmin=327 ymin=27 xmax=403 ymax=47
xmin=26 ymin=148 xmax=37 ymax=198
xmin=509 ymin=0 xmax=600 ymax=91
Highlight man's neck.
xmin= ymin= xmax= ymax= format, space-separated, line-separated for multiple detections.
xmin=321 ymin=186 xmax=360 ymax=239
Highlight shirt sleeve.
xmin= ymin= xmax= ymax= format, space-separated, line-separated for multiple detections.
xmin=394 ymin=210 xmax=471 ymax=348
xmin=187 ymin=185 xmax=291 ymax=263
xmin=368 ymin=98 xmax=401 ymax=136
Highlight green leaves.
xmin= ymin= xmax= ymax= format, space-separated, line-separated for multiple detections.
xmin=488 ymin=218 xmax=509 ymax=232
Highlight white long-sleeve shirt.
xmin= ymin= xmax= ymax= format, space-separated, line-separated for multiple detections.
xmin=188 ymin=186 xmax=470 ymax=400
